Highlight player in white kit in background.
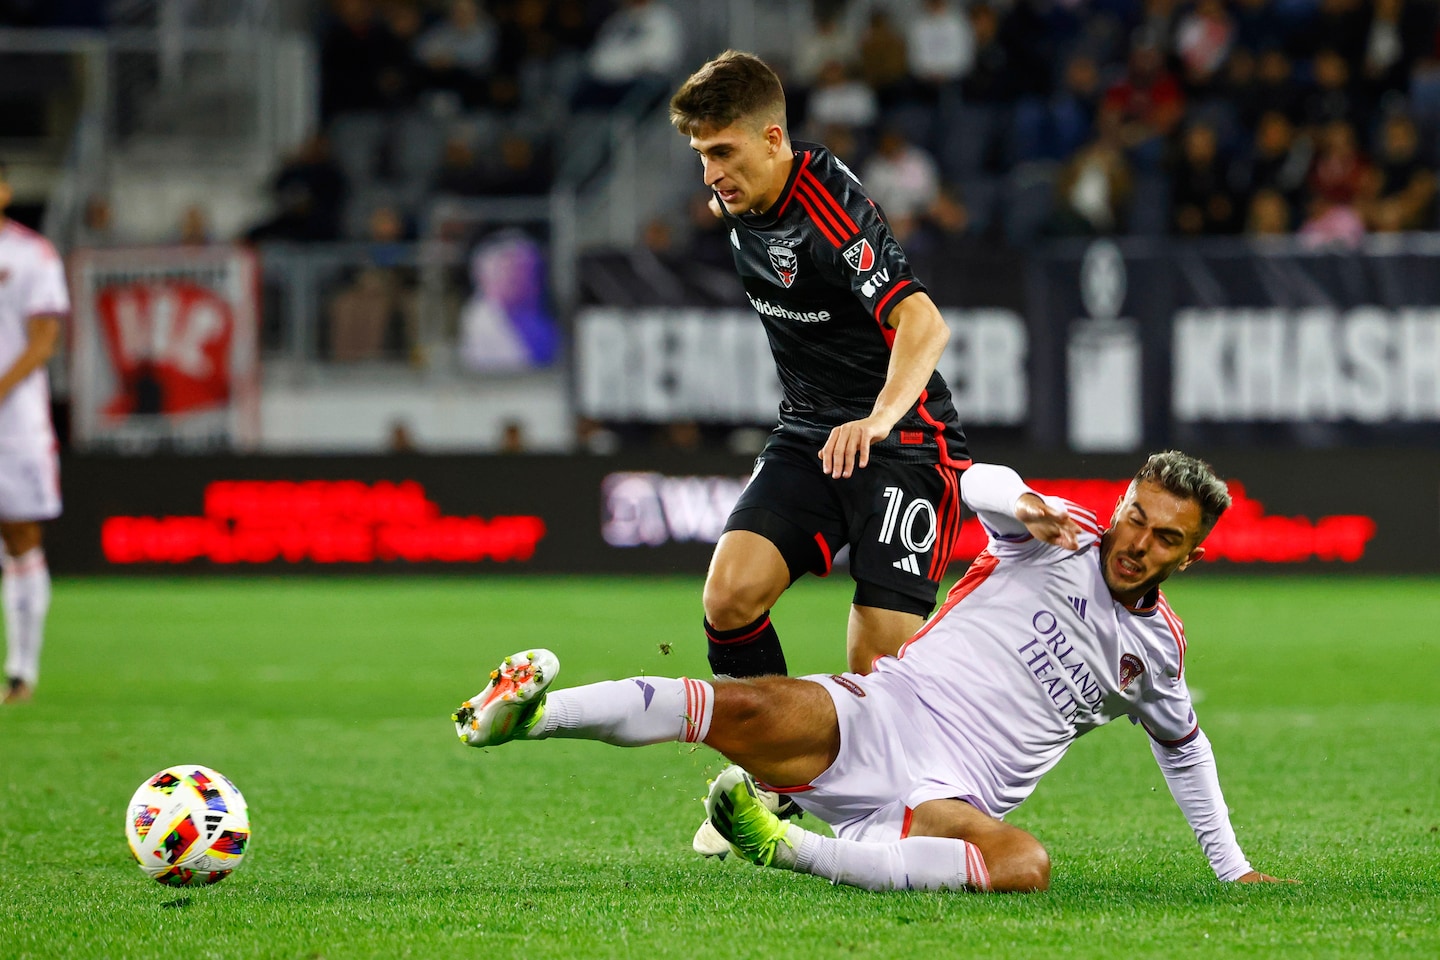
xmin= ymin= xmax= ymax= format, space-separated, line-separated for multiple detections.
xmin=0 ymin=163 xmax=65 ymax=704
xmin=453 ymin=451 xmax=1294 ymax=892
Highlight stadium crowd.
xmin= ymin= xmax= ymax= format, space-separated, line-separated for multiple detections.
xmin=280 ymin=0 xmax=1440 ymax=251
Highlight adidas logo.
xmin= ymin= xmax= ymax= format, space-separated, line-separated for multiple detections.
xmin=1067 ymin=596 xmax=1088 ymax=620
xmin=892 ymin=554 xmax=921 ymax=575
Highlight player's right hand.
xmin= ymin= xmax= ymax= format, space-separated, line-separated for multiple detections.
xmin=1015 ymin=494 xmax=1082 ymax=551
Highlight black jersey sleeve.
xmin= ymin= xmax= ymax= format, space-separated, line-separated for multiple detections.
xmin=800 ymin=157 xmax=927 ymax=331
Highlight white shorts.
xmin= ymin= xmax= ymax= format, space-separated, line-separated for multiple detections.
xmin=0 ymin=447 xmax=61 ymax=522
xmin=775 ymin=671 xmax=991 ymax=843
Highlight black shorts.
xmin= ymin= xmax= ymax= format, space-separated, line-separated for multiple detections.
xmin=724 ymin=435 xmax=965 ymax=617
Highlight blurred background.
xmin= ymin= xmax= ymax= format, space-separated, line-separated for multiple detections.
xmin=2 ymin=0 xmax=1438 ymax=575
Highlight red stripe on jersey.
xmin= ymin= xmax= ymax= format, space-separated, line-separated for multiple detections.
xmin=1156 ymin=595 xmax=1188 ymax=678
xmin=773 ymin=151 xmax=811 ymax=221
xmin=795 ymin=182 xmax=847 ymax=247
xmin=799 ymin=169 xmax=859 ymax=235
xmin=927 ymin=465 xmax=962 ymax=581
xmin=900 ymin=549 xmax=999 ymax=656
xmin=914 ymin=388 xmax=972 ymax=469
xmin=900 ymin=806 xmax=914 ymax=839
xmin=755 ymin=780 xmax=815 ymax=794
xmin=872 ymin=278 xmax=912 ymax=322
xmin=813 ymin=532 xmax=833 ymax=577
xmin=1060 ymin=499 xmax=1101 ymax=536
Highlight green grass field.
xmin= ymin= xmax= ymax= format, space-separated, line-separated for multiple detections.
xmin=2 ymin=575 xmax=1438 ymax=959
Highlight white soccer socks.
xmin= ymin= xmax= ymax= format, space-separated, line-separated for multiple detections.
xmin=784 ymin=827 xmax=993 ymax=892
xmin=532 ymin=676 xmax=714 ymax=746
xmin=2 ymin=547 xmax=50 ymax=687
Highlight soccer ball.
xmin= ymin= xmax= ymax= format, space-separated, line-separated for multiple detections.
xmin=124 ymin=764 xmax=250 ymax=887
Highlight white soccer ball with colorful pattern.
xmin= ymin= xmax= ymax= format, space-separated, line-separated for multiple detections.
xmin=124 ymin=765 xmax=250 ymax=887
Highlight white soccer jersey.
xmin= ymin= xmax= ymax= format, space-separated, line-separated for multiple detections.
xmin=860 ymin=462 xmax=1251 ymax=879
xmin=0 ymin=220 xmax=65 ymax=451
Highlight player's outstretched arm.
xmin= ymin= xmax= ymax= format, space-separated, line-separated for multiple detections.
xmin=960 ymin=463 xmax=1083 ymax=549
xmin=0 ymin=315 xmax=59 ymax=402
xmin=820 ymin=292 xmax=948 ymax=478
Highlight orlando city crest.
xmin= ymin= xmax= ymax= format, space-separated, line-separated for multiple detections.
xmin=767 ymin=240 xmax=799 ymax=288
xmin=1118 ymin=653 xmax=1145 ymax=691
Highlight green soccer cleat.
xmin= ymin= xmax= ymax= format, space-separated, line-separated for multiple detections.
xmin=452 ymin=649 xmax=558 ymax=747
xmin=693 ymin=767 xmax=803 ymax=859
xmin=703 ymin=766 xmax=796 ymax=869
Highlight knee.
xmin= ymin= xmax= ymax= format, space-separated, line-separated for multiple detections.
xmin=992 ymin=841 xmax=1050 ymax=893
xmin=703 ymin=572 xmax=770 ymax=630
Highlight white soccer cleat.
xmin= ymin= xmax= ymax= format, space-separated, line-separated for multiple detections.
xmin=693 ymin=765 xmax=802 ymax=859
xmin=452 ymin=649 xmax=559 ymax=747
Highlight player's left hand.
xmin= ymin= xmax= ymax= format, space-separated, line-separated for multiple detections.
xmin=1235 ymin=871 xmax=1300 ymax=884
xmin=1015 ymin=494 xmax=1084 ymax=550
xmin=820 ymin=416 xmax=893 ymax=479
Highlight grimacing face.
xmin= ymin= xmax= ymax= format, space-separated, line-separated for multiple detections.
xmin=1099 ymin=480 xmax=1207 ymax=605
xmin=689 ymin=119 xmax=788 ymax=216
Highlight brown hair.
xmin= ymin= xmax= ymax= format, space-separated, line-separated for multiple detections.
xmin=1133 ymin=450 xmax=1232 ymax=536
xmin=670 ymin=50 xmax=787 ymax=136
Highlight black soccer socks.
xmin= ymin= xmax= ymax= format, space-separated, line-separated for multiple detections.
xmin=705 ymin=613 xmax=788 ymax=678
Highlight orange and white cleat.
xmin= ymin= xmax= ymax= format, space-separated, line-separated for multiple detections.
xmin=452 ymin=649 xmax=559 ymax=747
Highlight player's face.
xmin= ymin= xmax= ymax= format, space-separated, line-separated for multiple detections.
xmin=1099 ymin=480 xmax=1207 ymax=605
xmin=689 ymin=120 xmax=787 ymax=215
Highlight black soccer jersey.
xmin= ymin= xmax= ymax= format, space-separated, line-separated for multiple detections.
xmin=720 ymin=141 xmax=970 ymax=467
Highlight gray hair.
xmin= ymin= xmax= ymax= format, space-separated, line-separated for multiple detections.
xmin=1133 ymin=450 xmax=1231 ymax=534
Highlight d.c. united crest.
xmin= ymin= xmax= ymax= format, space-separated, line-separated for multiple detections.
xmin=767 ymin=241 xmax=799 ymax=288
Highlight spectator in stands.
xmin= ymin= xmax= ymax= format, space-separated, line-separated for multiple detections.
xmin=1014 ymin=51 xmax=1103 ymax=163
xmin=960 ymin=3 xmax=1013 ymax=105
xmin=76 ymin=194 xmax=124 ymax=248
xmin=858 ymin=9 xmax=910 ymax=106
xmin=1175 ymin=0 xmax=1234 ymax=97
xmin=1171 ymin=120 xmax=1238 ymax=234
xmin=245 ymin=134 xmax=347 ymax=243
xmin=176 ymin=204 xmax=213 ymax=246
xmin=792 ymin=8 xmax=857 ymax=93
xmin=416 ymin=0 xmax=498 ymax=109
xmin=1301 ymin=48 xmax=1372 ymax=138
xmin=319 ymin=0 xmax=416 ymax=121
xmin=1245 ymin=188 xmax=1294 ymax=235
xmin=1299 ymin=121 xmax=1370 ymax=248
xmin=481 ymin=133 xmax=555 ymax=196
xmin=908 ymin=185 xmax=972 ymax=256
xmin=1049 ymin=135 xmax=1134 ymax=235
xmin=1230 ymin=110 xmax=1312 ymax=212
xmin=570 ymin=0 xmax=683 ymax=111
xmin=803 ymin=61 xmax=880 ymax=140
xmin=499 ymin=420 xmax=528 ymax=453
xmin=1248 ymin=47 xmax=1304 ymax=127
xmin=1100 ymin=32 xmax=1185 ymax=170
xmin=905 ymin=0 xmax=974 ymax=106
xmin=1307 ymin=119 xmax=1371 ymax=209
xmin=1359 ymin=112 xmax=1437 ymax=231
xmin=682 ymin=189 xmax=735 ymax=270
xmin=433 ymin=130 xmax=488 ymax=196
xmin=1360 ymin=0 xmax=1433 ymax=100
xmin=861 ymin=128 xmax=941 ymax=242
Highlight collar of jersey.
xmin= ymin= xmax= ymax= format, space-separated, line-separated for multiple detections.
xmin=737 ymin=143 xmax=815 ymax=229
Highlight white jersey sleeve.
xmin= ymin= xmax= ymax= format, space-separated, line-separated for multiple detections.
xmin=960 ymin=462 xmax=1103 ymax=558
xmin=22 ymin=246 xmax=70 ymax=319
xmin=1150 ymin=730 xmax=1254 ymax=881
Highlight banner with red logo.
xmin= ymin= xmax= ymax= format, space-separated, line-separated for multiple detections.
xmin=70 ymin=246 xmax=260 ymax=452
